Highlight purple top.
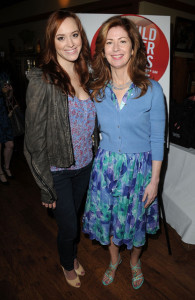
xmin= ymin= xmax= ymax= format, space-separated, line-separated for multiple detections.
xmin=51 ymin=95 xmax=96 ymax=171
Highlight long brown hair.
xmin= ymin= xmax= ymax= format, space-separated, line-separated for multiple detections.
xmin=90 ymin=16 xmax=151 ymax=102
xmin=40 ymin=10 xmax=90 ymax=95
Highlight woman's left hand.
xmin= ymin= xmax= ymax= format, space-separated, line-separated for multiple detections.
xmin=142 ymin=181 xmax=158 ymax=208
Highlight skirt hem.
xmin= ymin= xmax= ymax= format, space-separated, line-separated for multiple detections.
xmin=83 ymin=228 xmax=159 ymax=250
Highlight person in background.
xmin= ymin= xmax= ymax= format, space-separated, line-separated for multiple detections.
xmin=0 ymin=68 xmax=14 ymax=185
xmin=83 ymin=16 xmax=165 ymax=290
xmin=24 ymin=10 xmax=97 ymax=288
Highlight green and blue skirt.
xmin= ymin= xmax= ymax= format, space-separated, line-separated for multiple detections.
xmin=82 ymin=147 xmax=159 ymax=250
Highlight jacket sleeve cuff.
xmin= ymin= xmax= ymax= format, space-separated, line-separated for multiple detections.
xmin=41 ymin=189 xmax=57 ymax=204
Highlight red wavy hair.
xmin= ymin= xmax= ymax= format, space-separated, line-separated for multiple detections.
xmin=40 ymin=10 xmax=90 ymax=95
xmin=90 ymin=16 xmax=151 ymax=102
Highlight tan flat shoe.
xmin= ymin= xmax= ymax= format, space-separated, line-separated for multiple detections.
xmin=61 ymin=266 xmax=81 ymax=288
xmin=75 ymin=262 xmax=85 ymax=276
xmin=0 ymin=173 xmax=9 ymax=185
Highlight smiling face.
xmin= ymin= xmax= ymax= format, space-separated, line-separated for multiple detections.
xmin=104 ymin=26 xmax=134 ymax=71
xmin=55 ymin=17 xmax=82 ymax=67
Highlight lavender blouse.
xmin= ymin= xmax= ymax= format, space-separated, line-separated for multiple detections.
xmin=51 ymin=95 xmax=96 ymax=171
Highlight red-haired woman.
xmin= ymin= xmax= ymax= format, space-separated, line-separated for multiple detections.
xmin=24 ymin=10 xmax=98 ymax=288
xmin=83 ymin=16 xmax=165 ymax=289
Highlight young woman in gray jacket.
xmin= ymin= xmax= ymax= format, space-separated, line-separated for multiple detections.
xmin=24 ymin=10 xmax=97 ymax=288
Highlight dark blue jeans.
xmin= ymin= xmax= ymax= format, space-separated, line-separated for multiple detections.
xmin=52 ymin=161 xmax=92 ymax=271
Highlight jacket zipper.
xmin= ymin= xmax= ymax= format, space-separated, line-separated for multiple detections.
xmin=25 ymin=141 xmax=56 ymax=201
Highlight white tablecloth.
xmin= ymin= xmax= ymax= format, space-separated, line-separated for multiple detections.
xmin=162 ymin=143 xmax=195 ymax=244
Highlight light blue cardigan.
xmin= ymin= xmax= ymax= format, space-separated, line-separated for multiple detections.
xmin=94 ymin=79 xmax=166 ymax=161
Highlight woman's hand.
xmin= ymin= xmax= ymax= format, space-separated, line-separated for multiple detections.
xmin=142 ymin=160 xmax=162 ymax=208
xmin=142 ymin=181 xmax=158 ymax=209
xmin=42 ymin=201 xmax=56 ymax=209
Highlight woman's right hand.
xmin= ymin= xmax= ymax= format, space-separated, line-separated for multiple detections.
xmin=42 ymin=201 xmax=56 ymax=209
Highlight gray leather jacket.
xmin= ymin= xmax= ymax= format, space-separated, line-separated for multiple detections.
xmin=24 ymin=68 xmax=98 ymax=204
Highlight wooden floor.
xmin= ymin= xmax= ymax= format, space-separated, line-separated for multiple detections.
xmin=1 ymin=145 xmax=195 ymax=300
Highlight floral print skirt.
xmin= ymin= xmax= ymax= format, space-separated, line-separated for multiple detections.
xmin=82 ymin=147 xmax=159 ymax=250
